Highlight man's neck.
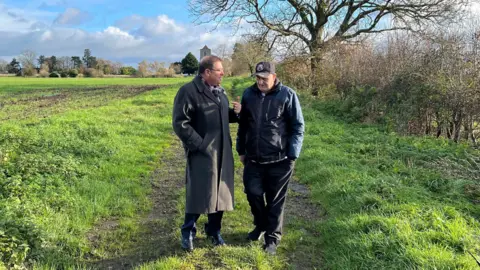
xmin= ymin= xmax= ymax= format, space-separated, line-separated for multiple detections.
xmin=201 ymin=74 xmax=216 ymax=87
xmin=260 ymin=89 xmax=272 ymax=95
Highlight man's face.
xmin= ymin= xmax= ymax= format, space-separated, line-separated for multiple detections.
xmin=256 ymin=73 xmax=276 ymax=92
xmin=205 ymin=61 xmax=224 ymax=86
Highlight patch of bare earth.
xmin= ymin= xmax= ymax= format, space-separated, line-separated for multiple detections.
xmin=87 ymin=137 xmax=186 ymax=269
xmin=284 ymin=179 xmax=326 ymax=269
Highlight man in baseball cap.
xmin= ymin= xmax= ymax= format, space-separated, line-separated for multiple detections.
xmin=237 ymin=61 xmax=305 ymax=255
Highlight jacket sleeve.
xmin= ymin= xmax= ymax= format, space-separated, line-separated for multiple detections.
xmin=236 ymin=92 xmax=248 ymax=155
xmin=228 ymin=108 xmax=240 ymax=123
xmin=286 ymin=91 xmax=305 ymax=160
xmin=172 ymin=86 xmax=203 ymax=152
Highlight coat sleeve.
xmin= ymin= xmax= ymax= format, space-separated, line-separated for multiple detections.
xmin=228 ymin=108 xmax=240 ymax=123
xmin=236 ymin=92 xmax=248 ymax=155
xmin=172 ymin=86 xmax=203 ymax=152
xmin=286 ymin=91 xmax=305 ymax=160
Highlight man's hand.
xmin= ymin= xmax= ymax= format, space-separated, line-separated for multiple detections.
xmin=232 ymin=96 xmax=241 ymax=114
xmin=239 ymin=155 xmax=246 ymax=166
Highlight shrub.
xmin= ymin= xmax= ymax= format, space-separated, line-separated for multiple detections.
xmin=84 ymin=68 xmax=104 ymax=78
xmin=39 ymin=70 xmax=49 ymax=78
xmin=49 ymin=72 xmax=60 ymax=78
xmin=68 ymin=69 xmax=78 ymax=78
xmin=23 ymin=66 xmax=37 ymax=77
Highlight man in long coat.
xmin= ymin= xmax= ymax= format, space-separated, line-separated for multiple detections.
xmin=172 ymin=55 xmax=241 ymax=251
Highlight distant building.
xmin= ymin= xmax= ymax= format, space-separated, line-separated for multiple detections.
xmin=200 ymin=45 xmax=211 ymax=61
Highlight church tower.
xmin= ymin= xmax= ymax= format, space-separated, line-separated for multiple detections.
xmin=200 ymin=45 xmax=211 ymax=60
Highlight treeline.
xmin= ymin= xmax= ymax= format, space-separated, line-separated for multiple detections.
xmin=0 ymin=50 xmax=201 ymax=78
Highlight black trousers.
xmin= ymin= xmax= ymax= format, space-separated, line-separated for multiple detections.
xmin=243 ymin=158 xmax=294 ymax=244
xmin=181 ymin=211 xmax=224 ymax=239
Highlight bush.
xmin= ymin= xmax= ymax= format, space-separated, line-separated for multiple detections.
xmin=60 ymin=71 xmax=68 ymax=78
xmin=49 ymin=72 xmax=60 ymax=78
xmin=68 ymin=69 xmax=78 ymax=78
xmin=39 ymin=70 xmax=49 ymax=78
xmin=23 ymin=66 xmax=37 ymax=77
xmin=84 ymin=68 xmax=104 ymax=78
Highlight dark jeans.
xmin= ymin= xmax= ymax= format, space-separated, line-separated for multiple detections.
xmin=181 ymin=211 xmax=224 ymax=239
xmin=243 ymin=158 xmax=294 ymax=244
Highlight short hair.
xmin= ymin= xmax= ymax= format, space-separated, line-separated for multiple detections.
xmin=199 ymin=55 xmax=222 ymax=74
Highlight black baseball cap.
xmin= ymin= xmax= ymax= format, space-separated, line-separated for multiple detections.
xmin=253 ymin=61 xmax=275 ymax=78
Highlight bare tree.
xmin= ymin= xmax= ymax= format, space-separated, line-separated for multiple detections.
xmin=112 ymin=61 xmax=123 ymax=75
xmin=190 ymin=0 xmax=471 ymax=88
xmin=231 ymin=36 xmax=272 ymax=75
xmin=18 ymin=50 xmax=37 ymax=69
xmin=137 ymin=60 xmax=149 ymax=77
xmin=214 ymin=43 xmax=232 ymax=59
xmin=57 ymin=56 xmax=73 ymax=71
xmin=0 ymin=59 xmax=8 ymax=73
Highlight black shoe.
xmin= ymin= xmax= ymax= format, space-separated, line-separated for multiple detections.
xmin=181 ymin=236 xmax=193 ymax=252
xmin=264 ymin=242 xmax=277 ymax=255
xmin=209 ymin=234 xmax=226 ymax=246
xmin=247 ymin=227 xmax=265 ymax=241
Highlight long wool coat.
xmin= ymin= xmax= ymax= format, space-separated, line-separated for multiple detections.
xmin=172 ymin=76 xmax=239 ymax=214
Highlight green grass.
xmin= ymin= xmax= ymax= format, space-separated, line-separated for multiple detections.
xmin=1 ymin=77 xmax=480 ymax=269
xmin=0 ymin=77 xmax=191 ymax=95
xmin=0 ymin=78 xmax=187 ymax=268
xmin=294 ymin=95 xmax=480 ymax=269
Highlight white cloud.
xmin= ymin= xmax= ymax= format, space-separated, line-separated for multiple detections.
xmin=0 ymin=8 xmax=239 ymax=65
xmin=128 ymin=15 xmax=185 ymax=37
xmin=54 ymin=8 xmax=90 ymax=25
xmin=470 ymin=2 xmax=480 ymax=14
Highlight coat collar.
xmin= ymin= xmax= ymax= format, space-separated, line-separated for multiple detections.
xmin=193 ymin=75 xmax=221 ymax=105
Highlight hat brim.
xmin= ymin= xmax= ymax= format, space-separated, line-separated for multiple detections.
xmin=253 ymin=72 xmax=271 ymax=78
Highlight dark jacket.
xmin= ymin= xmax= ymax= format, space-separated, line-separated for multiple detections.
xmin=236 ymin=80 xmax=304 ymax=164
xmin=172 ymin=75 xmax=239 ymax=214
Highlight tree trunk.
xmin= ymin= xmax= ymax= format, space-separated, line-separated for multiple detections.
xmin=463 ymin=116 xmax=471 ymax=141
xmin=425 ymin=112 xmax=431 ymax=135
xmin=310 ymin=54 xmax=321 ymax=96
xmin=452 ymin=110 xmax=463 ymax=143
xmin=447 ymin=121 xmax=453 ymax=139
xmin=435 ymin=112 xmax=442 ymax=138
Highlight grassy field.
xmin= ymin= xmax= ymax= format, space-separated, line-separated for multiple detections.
xmin=0 ymin=77 xmax=188 ymax=268
xmin=1 ymin=77 xmax=479 ymax=269
xmin=0 ymin=77 xmax=190 ymax=95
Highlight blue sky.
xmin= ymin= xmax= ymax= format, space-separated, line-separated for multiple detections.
xmin=0 ymin=0 xmax=238 ymax=66
xmin=2 ymin=1 xmax=479 ymax=67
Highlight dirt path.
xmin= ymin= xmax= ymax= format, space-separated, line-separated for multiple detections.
xmin=285 ymin=180 xmax=326 ymax=269
xmin=88 ymin=136 xmax=186 ymax=269
xmin=87 ymin=137 xmax=324 ymax=269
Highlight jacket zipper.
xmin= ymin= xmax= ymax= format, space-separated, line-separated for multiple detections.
xmin=265 ymin=99 xmax=271 ymax=122
xmin=256 ymin=93 xmax=264 ymax=159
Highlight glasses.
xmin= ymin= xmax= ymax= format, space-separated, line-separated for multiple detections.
xmin=209 ymin=68 xmax=224 ymax=73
